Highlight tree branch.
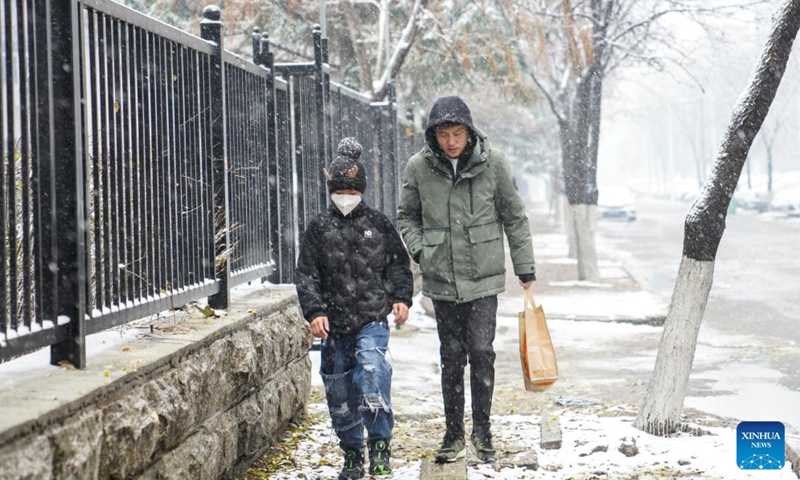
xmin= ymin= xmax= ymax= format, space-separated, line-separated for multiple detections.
xmin=343 ymin=0 xmax=375 ymax=93
xmin=372 ymin=0 xmax=428 ymax=100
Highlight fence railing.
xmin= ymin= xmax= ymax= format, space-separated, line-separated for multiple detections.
xmin=0 ymin=1 xmax=423 ymax=368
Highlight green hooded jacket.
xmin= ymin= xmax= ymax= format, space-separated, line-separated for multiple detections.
xmin=397 ymin=126 xmax=536 ymax=302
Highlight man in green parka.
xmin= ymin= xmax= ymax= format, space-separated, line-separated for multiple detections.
xmin=397 ymin=96 xmax=536 ymax=463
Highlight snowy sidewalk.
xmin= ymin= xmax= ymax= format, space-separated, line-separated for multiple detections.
xmin=241 ymin=212 xmax=800 ymax=479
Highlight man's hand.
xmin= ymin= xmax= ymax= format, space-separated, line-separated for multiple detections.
xmin=310 ymin=316 xmax=329 ymax=340
xmin=519 ymin=279 xmax=534 ymax=289
xmin=392 ymin=303 xmax=409 ymax=324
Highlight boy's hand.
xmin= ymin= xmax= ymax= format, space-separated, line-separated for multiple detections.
xmin=392 ymin=303 xmax=409 ymax=324
xmin=519 ymin=279 xmax=534 ymax=289
xmin=310 ymin=316 xmax=329 ymax=340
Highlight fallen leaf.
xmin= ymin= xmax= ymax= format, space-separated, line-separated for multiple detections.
xmin=58 ymin=360 xmax=76 ymax=370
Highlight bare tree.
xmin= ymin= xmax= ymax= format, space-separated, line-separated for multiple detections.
xmin=463 ymin=0 xmax=769 ymax=280
xmin=634 ymin=0 xmax=800 ymax=436
xmin=121 ymin=0 xmax=430 ymax=101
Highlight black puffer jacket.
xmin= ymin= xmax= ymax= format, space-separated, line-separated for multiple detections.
xmin=295 ymin=202 xmax=413 ymax=335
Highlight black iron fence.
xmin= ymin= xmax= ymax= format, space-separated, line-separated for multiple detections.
xmin=0 ymin=1 xmax=423 ymax=368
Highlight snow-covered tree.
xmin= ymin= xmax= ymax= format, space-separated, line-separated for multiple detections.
xmin=634 ymin=0 xmax=800 ymax=436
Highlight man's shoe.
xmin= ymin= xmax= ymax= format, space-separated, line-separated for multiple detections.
xmin=435 ymin=434 xmax=466 ymax=464
xmin=470 ymin=430 xmax=497 ymax=463
xmin=338 ymin=447 xmax=365 ymax=479
xmin=368 ymin=438 xmax=392 ymax=475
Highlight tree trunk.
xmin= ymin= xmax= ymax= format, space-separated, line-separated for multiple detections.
xmin=633 ymin=257 xmax=714 ymax=435
xmin=572 ymin=204 xmax=598 ymax=279
xmin=560 ymin=74 xmax=600 ymax=280
xmin=342 ymin=0 xmax=374 ymax=93
xmin=763 ymin=133 xmax=775 ymax=193
xmin=635 ymin=0 xmax=800 ymax=436
xmin=746 ymin=155 xmax=752 ymax=189
xmin=566 ymin=201 xmax=577 ymax=258
xmin=768 ymin=151 xmax=773 ymax=193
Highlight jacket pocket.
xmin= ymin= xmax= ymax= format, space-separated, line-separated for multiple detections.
xmin=467 ymin=222 xmax=505 ymax=279
xmin=420 ymin=229 xmax=453 ymax=283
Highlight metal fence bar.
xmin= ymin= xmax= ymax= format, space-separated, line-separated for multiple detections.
xmin=203 ymin=6 xmax=229 ymax=309
xmin=2 ymin=0 xmax=12 ymax=332
xmin=19 ymin=0 xmax=33 ymax=328
xmin=32 ymin=0 xmax=48 ymax=329
xmin=275 ymin=81 xmax=294 ymax=284
xmin=262 ymin=34 xmax=279 ymax=283
xmin=312 ymin=26 xmax=327 ymax=213
xmin=129 ymin=23 xmax=142 ymax=301
xmin=50 ymin=0 xmax=86 ymax=367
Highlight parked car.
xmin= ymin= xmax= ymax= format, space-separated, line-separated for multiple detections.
xmin=598 ymin=185 xmax=637 ymax=221
xmin=771 ymin=186 xmax=800 ymax=216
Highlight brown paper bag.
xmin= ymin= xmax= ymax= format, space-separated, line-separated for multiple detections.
xmin=518 ymin=288 xmax=558 ymax=392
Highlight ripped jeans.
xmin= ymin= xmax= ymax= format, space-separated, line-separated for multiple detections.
xmin=320 ymin=321 xmax=393 ymax=450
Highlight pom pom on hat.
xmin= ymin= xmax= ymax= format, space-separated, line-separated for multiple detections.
xmin=324 ymin=137 xmax=367 ymax=193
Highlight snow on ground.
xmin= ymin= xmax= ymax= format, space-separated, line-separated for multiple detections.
xmin=271 ymin=383 xmax=799 ymax=480
xmin=0 ymin=325 xmax=142 ymax=379
xmin=261 ymin=406 xmax=799 ymax=479
xmin=497 ymin=290 xmax=669 ymax=321
xmin=298 ymin=304 xmax=798 ymax=479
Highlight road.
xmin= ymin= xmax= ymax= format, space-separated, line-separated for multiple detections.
xmin=597 ymin=198 xmax=800 ymax=430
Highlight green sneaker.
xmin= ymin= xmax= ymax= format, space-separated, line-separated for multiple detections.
xmin=435 ymin=434 xmax=466 ymax=464
xmin=470 ymin=430 xmax=496 ymax=463
xmin=338 ymin=447 xmax=365 ymax=479
xmin=368 ymin=438 xmax=392 ymax=476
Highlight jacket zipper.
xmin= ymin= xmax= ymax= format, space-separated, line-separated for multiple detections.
xmin=469 ymin=179 xmax=474 ymax=214
xmin=349 ymin=217 xmax=359 ymax=319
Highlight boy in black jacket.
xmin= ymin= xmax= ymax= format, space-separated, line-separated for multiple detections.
xmin=295 ymin=137 xmax=413 ymax=479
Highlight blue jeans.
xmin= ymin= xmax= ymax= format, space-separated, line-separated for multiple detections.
xmin=320 ymin=321 xmax=394 ymax=450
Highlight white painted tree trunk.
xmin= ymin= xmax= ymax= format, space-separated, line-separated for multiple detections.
xmin=634 ymin=256 xmax=714 ymax=435
xmin=563 ymin=196 xmax=577 ymax=258
xmin=571 ymin=204 xmax=598 ymax=280
xmin=554 ymin=192 xmax=567 ymax=227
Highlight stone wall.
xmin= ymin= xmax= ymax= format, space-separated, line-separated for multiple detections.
xmin=0 ymin=287 xmax=311 ymax=480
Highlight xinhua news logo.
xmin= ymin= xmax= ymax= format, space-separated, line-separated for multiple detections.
xmin=737 ymin=421 xmax=785 ymax=470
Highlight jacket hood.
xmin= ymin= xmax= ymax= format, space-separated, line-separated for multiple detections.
xmin=421 ymin=126 xmax=493 ymax=177
xmin=424 ymin=96 xmax=481 ymax=171
xmin=424 ymin=96 xmax=475 ymax=150
xmin=426 ymin=96 xmax=474 ymax=132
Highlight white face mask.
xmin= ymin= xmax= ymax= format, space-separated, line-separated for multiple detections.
xmin=331 ymin=193 xmax=362 ymax=216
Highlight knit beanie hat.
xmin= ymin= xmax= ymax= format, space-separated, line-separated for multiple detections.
xmin=324 ymin=137 xmax=367 ymax=193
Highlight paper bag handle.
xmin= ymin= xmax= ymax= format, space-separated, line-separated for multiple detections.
xmin=523 ymin=287 xmax=538 ymax=309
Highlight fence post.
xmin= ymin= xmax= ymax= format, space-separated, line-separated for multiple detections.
xmin=202 ymin=6 xmax=230 ymax=310
xmin=386 ymin=81 xmax=398 ymax=221
xmin=261 ymin=33 xmax=281 ymax=284
xmin=49 ymin=0 xmax=87 ymax=368
xmin=321 ymin=34 xmax=332 ymax=168
xmin=251 ymin=27 xmax=261 ymax=64
xmin=313 ymin=25 xmax=327 ymax=211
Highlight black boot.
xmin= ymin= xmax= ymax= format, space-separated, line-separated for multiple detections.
xmin=368 ymin=438 xmax=392 ymax=476
xmin=338 ymin=447 xmax=365 ymax=479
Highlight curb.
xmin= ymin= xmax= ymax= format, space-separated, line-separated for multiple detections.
xmin=496 ymin=310 xmax=666 ymax=326
xmin=549 ymin=314 xmax=666 ymax=327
